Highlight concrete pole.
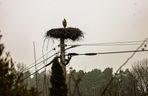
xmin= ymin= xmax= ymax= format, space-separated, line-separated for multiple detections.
xmin=60 ymin=38 xmax=66 ymax=77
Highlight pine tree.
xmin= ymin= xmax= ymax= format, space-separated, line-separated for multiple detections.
xmin=50 ymin=57 xmax=67 ymax=96
xmin=0 ymin=34 xmax=39 ymax=96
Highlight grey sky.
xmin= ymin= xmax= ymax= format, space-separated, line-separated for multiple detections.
xmin=0 ymin=0 xmax=148 ymax=71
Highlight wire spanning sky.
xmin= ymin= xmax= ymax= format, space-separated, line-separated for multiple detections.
xmin=0 ymin=0 xmax=148 ymax=71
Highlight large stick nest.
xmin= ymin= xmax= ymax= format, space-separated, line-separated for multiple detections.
xmin=46 ymin=27 xmax=84 ymax=41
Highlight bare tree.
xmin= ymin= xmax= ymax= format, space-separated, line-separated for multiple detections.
xmin=132 ymin=59 xmax=148 ymax=96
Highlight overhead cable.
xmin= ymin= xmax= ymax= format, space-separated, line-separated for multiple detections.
xmin=23 ymin=53 xmax=57 ymax=73
xmin=66 ymin=40 xmax=147 ymax=47
xmin=22 ymin=59 xmax=54 ymax=81
xmin=23 ymin=45 xmax=78 ymax=73
xmin=67 ymin=49 xmax=148 ymax=56
xmin=22 ymin=46 xmax=57 ymax=72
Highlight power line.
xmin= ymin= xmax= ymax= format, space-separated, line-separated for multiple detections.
xmin=23 ymin=52 xmax=57 ymax=73
xmin=67 ymin=43 xmax=148 ymax=46
xmin=22 ymin=46 xmax=57 ymax=72
xmin=23 ymin=40 xmax=148 ymax=72
xmin=24 ymin=40 xmax=147 ymax=71
xmin=22 ymin=59 xmax=54 ymax=81
xmin=66 ymin=40 xmax=147 ymax=47
xmin=23 ymin=45 xmax=78 ymax=73
xmin=67 ymin=49 xmax=148 ymax=56
xmin=27 ymin=45 xmax=57 ymax=67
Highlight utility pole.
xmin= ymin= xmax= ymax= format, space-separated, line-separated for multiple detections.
xmin=60 ymin=19 xmax=67 ymax=77
xmin=60 ymin=37 xmax=66 ymax=76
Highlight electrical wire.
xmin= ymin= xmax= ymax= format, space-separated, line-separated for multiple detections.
xmin=23 ymin=40 xmax=148 ymax=73
xmin=22 ymin=46 xmax=57 ymax=72
xmin=67 ymin=49 xmax=148 ymax=56
xmin=23 ymin=40 xmax=147 ymax=72
xmin=23 ymin=45 xmax=76 ymax=72
xmin=66 ymin=40 xmax=147 ymax=47
xmin=23 ymin=45 xmax=78 ymax=73
xmin=24 ymin=45 xmax=148 ymax=73
xmin=23 ymin=52 xmax=57 ymax=73
xmin=22 ymin=59 xmax=54 ymax=81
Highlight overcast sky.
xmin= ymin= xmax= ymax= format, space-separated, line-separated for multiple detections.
xmin=0 ymin=0 xmax=148 ymax=72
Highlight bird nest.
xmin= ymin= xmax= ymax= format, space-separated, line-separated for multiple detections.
xmin=46 ymin=27 xmax=84 ymax=41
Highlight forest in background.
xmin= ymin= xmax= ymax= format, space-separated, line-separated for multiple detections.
xmin=24 ymin=59 xmax=148 ymax=96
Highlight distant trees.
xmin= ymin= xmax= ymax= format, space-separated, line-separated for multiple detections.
xmin=104 ymin=69 xmax=139 ymax=96
xmin=0 ymin=34 xmax=39 ymax=96
xmin=66 ymin=59 xmax=148 ymax=96
xmin=22 ymin=56 xmax=148 ymax=96
xmin=67 ymin=68 xmax=113 ymax=96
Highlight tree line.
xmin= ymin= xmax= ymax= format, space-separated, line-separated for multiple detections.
xmin=24 ymin=59 xmax=148 ymax=96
